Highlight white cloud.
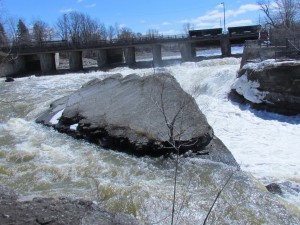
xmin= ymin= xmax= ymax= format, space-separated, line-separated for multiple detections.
xmin=180 ymin=3 xmax=260 ymax=29
xmin=118 ymin=24 xmax=126 ymax=29
xmin=85 ymin=4 xmax=96 ymax=8
xmin=162 ymin=22 xmax=171 ymax=26
xmin=59 ymin=8 xmax=74 ymax=13
xmin=216 ymin=4 xmax=224 ymax=9
xmin=77 ymin=0 xmax=84 ymax=3
xmin=227 ymin=20 xmax=253 ymax=27
xmin=229 ymin=4 xmax=261 ymax=17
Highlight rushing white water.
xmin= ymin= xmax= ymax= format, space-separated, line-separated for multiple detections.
xmin=0 ymin=56 xmax=300 ymax=223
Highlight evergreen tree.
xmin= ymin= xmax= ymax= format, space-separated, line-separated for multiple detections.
xmin=32 ymin=20 xmax=48 ymax=43
xmin=16 ymin=19 xmax=31 ymax=44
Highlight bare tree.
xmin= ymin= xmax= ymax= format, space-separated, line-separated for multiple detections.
xmin=182 ymin=22 xmax=194 ymax=35
xmin=56 ymin=14 xmax=69 ymax=40
xmin=98 ymin=22 xmax=107 ymax=40
xmin=107 ymin=25 xmax=116 ymax=41
xmin=149 ymin=75 xmax=201 ymax=224
xmin=149 ymin=75 xmax=240 ymax=225
xmin=5 ymin=17 xmax=18 ymax=44
xmin=114 ymin=23 xmax=120 ymax=38
xmin=258 ymin=0 xmax=299 ymax=28
xmin=56 ymin=12 xmax=106 ymax=44
xmin=0 ymin=21 xmax=8 ymax=45
xmin=118 ymin=27 xmax=135 ymax=39
xmin=146 ymin=29 xmax=159 ymax=38
xmin=275 ymin=0 xmax=299 ymax=28
xmin=46 ymin=27 xmax=57 ymax=41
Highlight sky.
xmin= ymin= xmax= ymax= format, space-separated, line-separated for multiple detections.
xmin=1 ymin=0 xmax=262 ymax=35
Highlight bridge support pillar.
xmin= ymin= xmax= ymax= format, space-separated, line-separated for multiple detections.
xmin=191 ymin=43 xmax=197 ymax=57
xmin=124 ymin=47 xmax=136 ymax=66
xmin=152 ymin=44 xmax=162 ymax=66
xmin=39 ymin=53 xmax=56 ymax=73
xmin=69 ymin=51 xmax=83 ymax=71
xmin=220 ymin=35 xmax=231 ymax=57
xmin=179 ymin=43 xmax=194 ymax=62
xmin=96 ymin=49 xmax=107 ymax=68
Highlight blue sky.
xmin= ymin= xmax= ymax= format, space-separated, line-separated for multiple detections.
xmin=1 ymin=0 xmax=261 ymax=35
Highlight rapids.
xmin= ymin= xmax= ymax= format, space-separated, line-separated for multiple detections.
xmin=1 ymin=56 xmax=300 ymax=224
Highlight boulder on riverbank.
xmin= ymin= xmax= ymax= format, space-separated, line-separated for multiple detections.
xmin=0 ymin=185 xmax=142 ymax=225
xmin=231 ymin=59 xmax=300 ymax=115
xmin=36 ymin=73 xmax=238 ymax=166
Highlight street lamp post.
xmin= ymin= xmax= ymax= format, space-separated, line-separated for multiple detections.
xmin=221 ymin=2 xmax=226 ymax=33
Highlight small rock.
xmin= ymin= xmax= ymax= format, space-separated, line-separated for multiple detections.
xmin=183 ymin=150 xmax=193 ymax=158
xmin=5 ymin=77 xmax=14 ymax=82
xmin=266 ymin=183 xmax=282 ymax=195
xmin=36 ymin=217 xmax=55 ymax=224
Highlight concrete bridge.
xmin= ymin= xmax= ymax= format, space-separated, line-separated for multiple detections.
xmin=0 ymin=26 xmax=260 ymax=76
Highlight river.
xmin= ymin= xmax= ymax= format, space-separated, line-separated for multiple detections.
xmin=0 ymin=56 xmax=300 ymax=224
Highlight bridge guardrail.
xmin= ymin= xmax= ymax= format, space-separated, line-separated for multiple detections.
xmin=0 ymin=34 xmax=191 ymax=54
xmin=0 ymin=32 xmax=258 ymax=55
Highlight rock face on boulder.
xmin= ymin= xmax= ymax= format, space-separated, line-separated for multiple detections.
xmin=36 ymin=73 xmax=237 ymax=166
xmin=232 ymin=59 xmax=300 ymax=115
xmin=0 ymin=185 xmax=142 ymax=225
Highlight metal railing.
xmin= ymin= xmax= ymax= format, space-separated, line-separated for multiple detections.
xmin=275 ymin=39 xmax=300 ymax=59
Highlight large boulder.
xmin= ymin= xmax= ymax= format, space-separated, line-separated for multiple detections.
xmin=232 ymin=59 xmax=300 ymax=115
xmin=36 ymin=73 xmax=237 ymax=166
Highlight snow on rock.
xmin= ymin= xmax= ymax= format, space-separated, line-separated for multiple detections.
xmin=70 ymin=124 xmax=78 ymax=131
xmin=232 ymin=73 xmax=268 ymax=103
xmin=49 ymin=109 xmax=64 ymax=125
xmin=242 ymin=59 xmax=300 ymax=72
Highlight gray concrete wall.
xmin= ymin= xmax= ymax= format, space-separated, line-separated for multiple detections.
xmin=179 ymin=43 xmax=194 ymax=62
xmin=39 ymin=53 xmax=56 ymax=73
xmin=0 ymin=56 xmax=26 ymax=77
xmin=69 ymin=51 xmax=83 ymax=71
xmin=152 ymin=44 xmax=162 ymax=66
xmin=220 ymin=35 xmax=231 ymax=57
xmin=96 ymin=49 xmax=107 ymax=68
xmin=124 ymin=47 xmax=136 ymax=66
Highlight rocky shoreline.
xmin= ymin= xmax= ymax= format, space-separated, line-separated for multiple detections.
xmin=0 ymin=185 xmax=142 ymax=225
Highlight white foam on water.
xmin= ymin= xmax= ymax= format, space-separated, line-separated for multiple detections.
xmin=166 ymin=58 xmax=300 ymax=182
